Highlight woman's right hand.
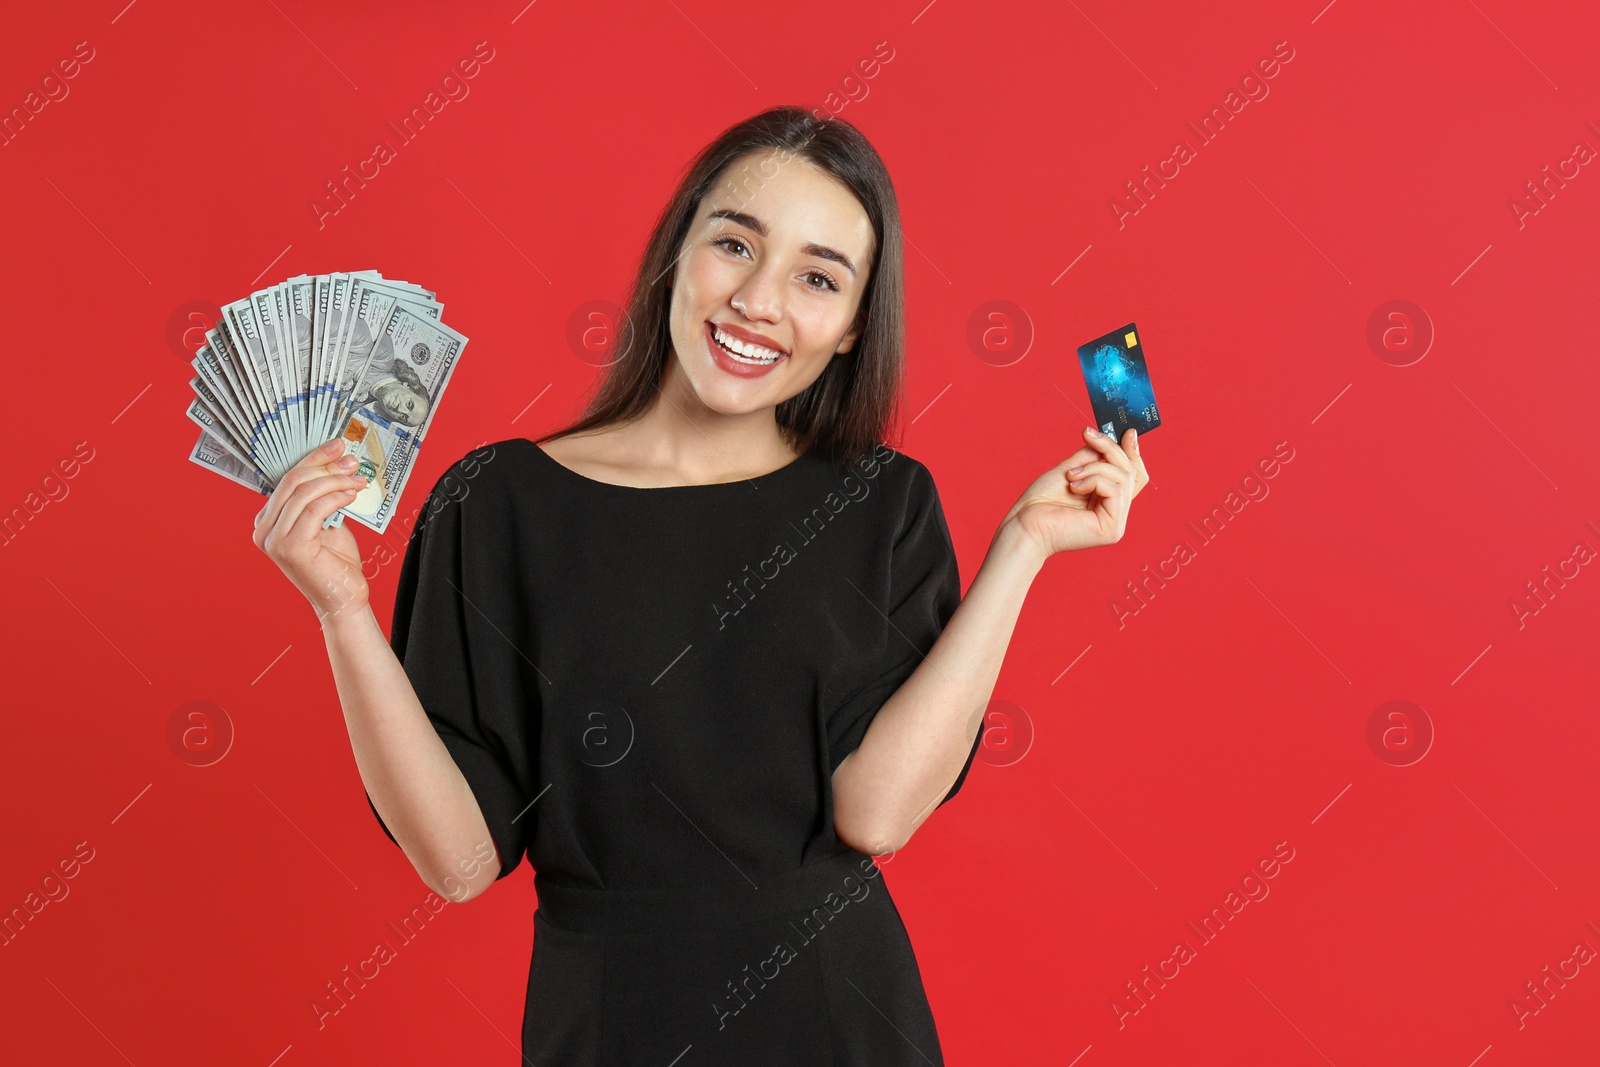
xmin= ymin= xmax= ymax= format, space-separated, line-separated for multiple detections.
xmin=253 ymin=437 xmax=373 ymax=622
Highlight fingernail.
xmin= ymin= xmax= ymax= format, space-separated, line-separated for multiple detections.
xmin=323 ymin=439 xmax=343 ymax=453
xmin=1086 ymin=426 xmax=1101 ymax=437
xmin=336 ymin=455 xmax=358 ymax=470
xmin=1068 ymin=465 xmax=1084 ymax=474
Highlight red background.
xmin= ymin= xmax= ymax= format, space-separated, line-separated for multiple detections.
xmin=2 ymin=0 xmax=1597 ymax=1063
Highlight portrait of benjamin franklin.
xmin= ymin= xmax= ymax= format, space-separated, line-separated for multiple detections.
xmin=349 ymin=333 xmax=433 ymax=428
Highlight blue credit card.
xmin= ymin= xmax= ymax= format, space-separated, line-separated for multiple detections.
xmin=1077 ymin=322 xmax=1161 ymax=438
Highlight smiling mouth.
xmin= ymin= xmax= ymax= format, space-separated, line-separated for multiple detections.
xmin=708 ymin=322 xmax=787 ymax=365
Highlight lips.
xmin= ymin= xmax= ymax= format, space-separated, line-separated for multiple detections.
xmin=711 ymin=320 xmax=788 ymax=356
xmin=704 ymin=320 xmax=787 ymax=378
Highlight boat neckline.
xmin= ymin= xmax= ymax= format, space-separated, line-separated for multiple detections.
xmin=522 ymin=438 xmax=817 ymax=491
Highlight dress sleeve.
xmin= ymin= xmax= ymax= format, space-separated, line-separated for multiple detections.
xmin=824 ymin=459 xmax=984 ymax=806
xmin=366 ymin=462 xmax=536 ymax=881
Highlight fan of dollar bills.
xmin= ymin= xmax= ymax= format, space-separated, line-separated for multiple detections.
xmin=185 ymin=271 xmax=468 ymax=535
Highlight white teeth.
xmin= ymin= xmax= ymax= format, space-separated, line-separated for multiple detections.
xmin=712 ymin=324 xmax=783 ymax=364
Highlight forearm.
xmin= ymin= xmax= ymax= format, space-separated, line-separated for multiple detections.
xmin=322 ymin=605 xmax=501 ymax=902
xmin=832 ymin=518 xmax=1046 ymax=853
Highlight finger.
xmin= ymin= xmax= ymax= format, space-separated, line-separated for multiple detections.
xmin=288 ymin=481 xmax=361 ymax=545
xmin=269 ymin=472 xmax=366 ymax=550
xmin=1065 ymin=460 xmax=1127 ymax=486
xmin=256 ymin=439 xmax=355 ymax=545
xmin=1057 ymin=444 xmax=1098 ymax=470
xmin=1122 ymin=428 xmax=1149 ymax=482
xmin=1080 ymin=426 xmax=1135 ymax=474
xmin=1066 ymin=472 xmax=1119 ymax=498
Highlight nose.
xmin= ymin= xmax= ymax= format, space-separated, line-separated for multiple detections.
xmin=731 ymin=261 xmax=784 ymax=323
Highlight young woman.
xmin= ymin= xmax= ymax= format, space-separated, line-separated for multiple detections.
xmin=254 ymin=106 xmax=1147 ymax=1065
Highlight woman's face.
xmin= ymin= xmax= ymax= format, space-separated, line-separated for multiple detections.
xmin=665 ymin=149 xmax=875 ymax=420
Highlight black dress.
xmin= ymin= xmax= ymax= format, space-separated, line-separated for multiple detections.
xmin=367 ymin=436 xmax=983 ymax=1065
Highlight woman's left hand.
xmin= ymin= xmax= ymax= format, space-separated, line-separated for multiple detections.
xmin=1000 ymin=427 xmax=1150 ymax=559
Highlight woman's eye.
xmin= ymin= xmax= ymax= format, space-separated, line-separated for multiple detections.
xmin=713 ymin=236 xmax=838 ymax=293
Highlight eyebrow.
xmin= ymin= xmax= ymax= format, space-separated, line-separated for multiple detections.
xmin=705 ymin=208 xmax=858 ymax=277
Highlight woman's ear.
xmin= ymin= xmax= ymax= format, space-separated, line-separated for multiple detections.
xmin=836 ymin=309 xmax=866 ymax=355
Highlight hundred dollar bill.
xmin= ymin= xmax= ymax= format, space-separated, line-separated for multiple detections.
xmin=252 ymin=286 xmax=301 ymax=461
xmin=313 ymin=273 xmax=358 ymax=451
xmin=220 ymin=301 xmax=294 ymax=474
xmin=186 ymin=382 xmax=254 ymax=468
xmin=326 ymin=303 xmax=468 ymax=533
xmin=189 ymin=428 xmax=272 ymax=495
xmin=190 ymin=349 xmax=255 ymax=456
xmin=327 ymin=280 xmax=441 ymax=438
xmin=286 ymin=276 xmax=317 ymax=461
xmin=204 ymin=325 xmax=286 ymax=479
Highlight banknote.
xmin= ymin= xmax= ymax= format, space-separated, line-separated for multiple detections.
xmin=190 ymin=429 xmax=272 ymax=495
xmin=185 ymin=271 xmax=462 ymax=535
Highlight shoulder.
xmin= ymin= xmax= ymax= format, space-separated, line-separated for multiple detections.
xmin=847 ymin=443 xmax=940 ymax=507
xmin=425 ymin=438 xmax=530 ymax=497
xmin=404 ymin=438 xmax=541 ymax=533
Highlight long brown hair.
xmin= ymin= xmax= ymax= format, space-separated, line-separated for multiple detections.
xmin=532 ymin=105 xmax=907 ymax=473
